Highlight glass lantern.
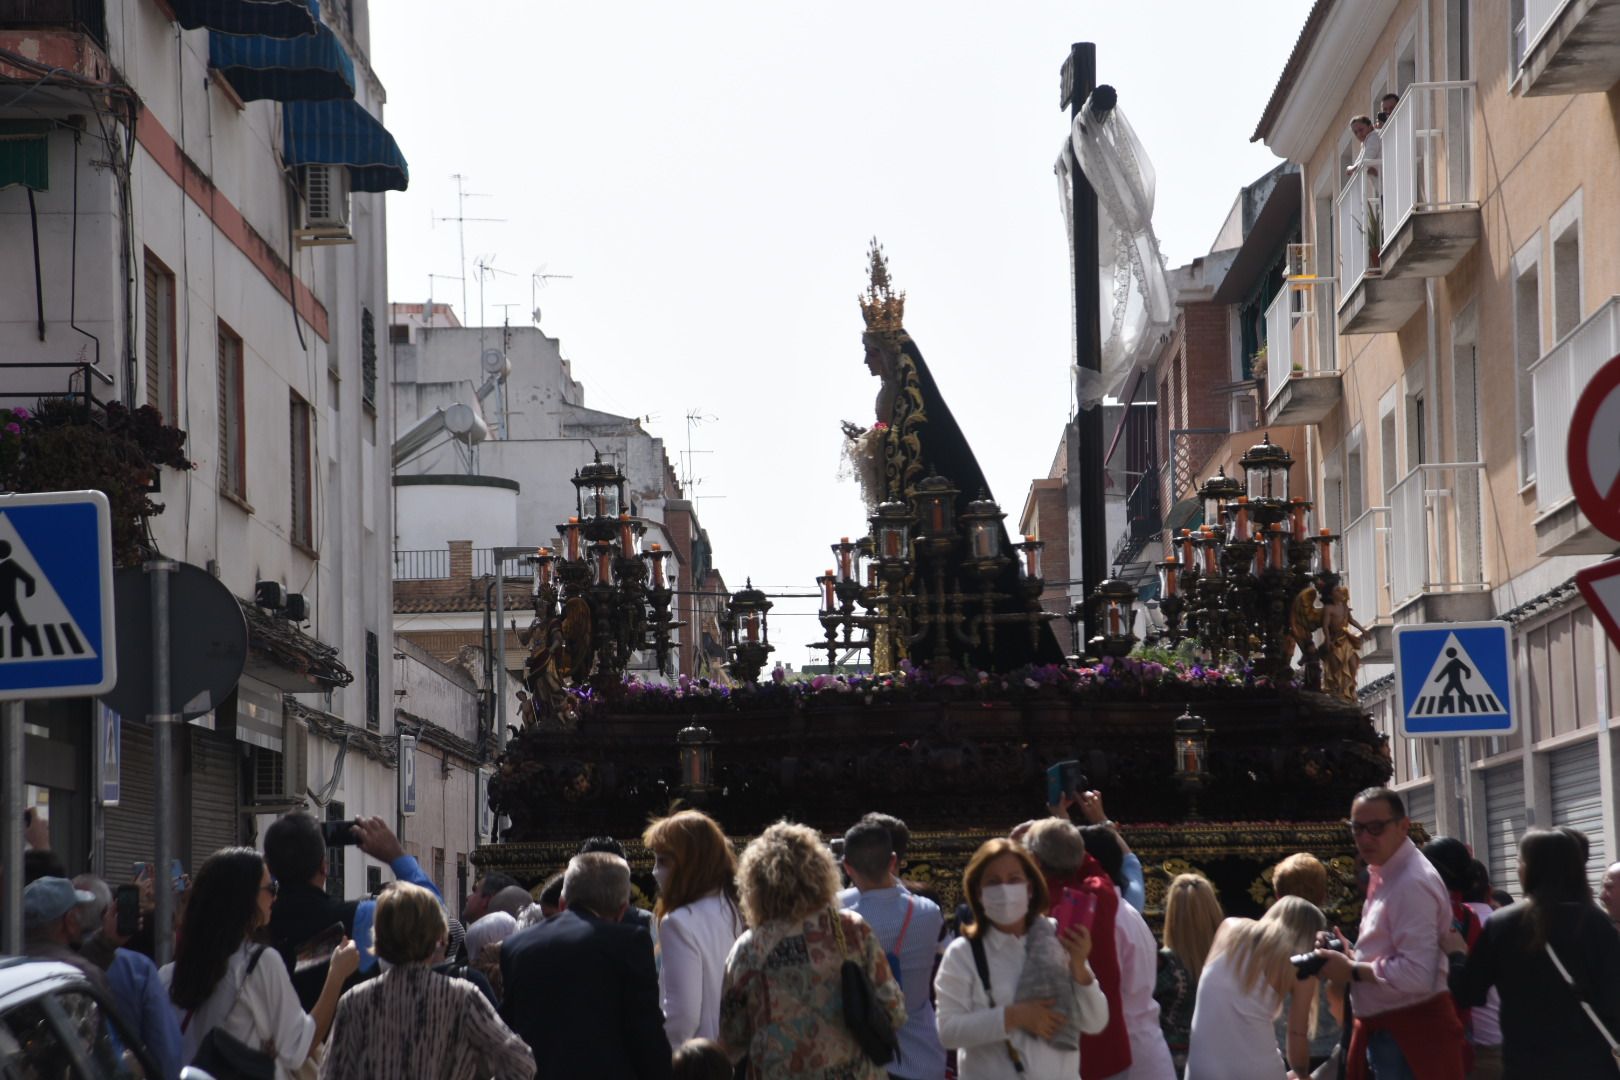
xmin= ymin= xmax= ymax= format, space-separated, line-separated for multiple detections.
xmin=1157 ymin=554 xmax=1180 ymax=598
xmin=573 ymin=453 xmax=627 ymax=520
xmin=1239 ymin=433 xmax=1294 ymax=503
xmin=1173 ymin=708 xmax=1209 ymax=781
xmin=959 ymin=494 xmax=1004 ymax=561
xmin=677 ymin=724 xmax=715 ymax=794
xmin=1091 ymin=576 xmax=1139 ymax=658
xmin=591 ymin=540 xmax=615 ymax=586
xmin=643 ymin=542 xmax=667 ymax=591
xmin=726 ymin=580 xmax=772 ymax=647
xmin=1198 ymin=468 xmax=1244 ymax=528
xmin=911 ymin=475 xmax=960 ymax=541
xmin=1016 ymin=535 xmax=1044 ymax=580
xmin=618 ymin=513 xmax=641 ymax=557
xmin=871 ymin=501 xmax=913 ymax=564
xmin=832 ymin=537 xmax=859 ymax=583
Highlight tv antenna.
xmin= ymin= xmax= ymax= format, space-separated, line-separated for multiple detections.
xmin=531 ymin=267 xmax=574 ymax=328
xmin=681 ymin=409 xmax=718 ymax=495
xmin=433 ymin=174 xmax=505 ymax=322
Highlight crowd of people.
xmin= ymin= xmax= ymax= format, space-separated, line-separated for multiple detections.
xmin=10 ymin=783 xmax=1620 ymax=1079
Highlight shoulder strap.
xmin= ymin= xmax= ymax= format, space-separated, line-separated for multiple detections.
xmin=1544 ymin=941 xmax=1620 ymax=1058
xmin=830 ymin=908 xmax=849 ymax=958
xmin=892 ymin=895 xmax=916 ymax=954
xmin=244 ymin=944 xmax=268 ymax=977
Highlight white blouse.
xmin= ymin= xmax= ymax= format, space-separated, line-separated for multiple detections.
xmin=658 ymin=890 xmax=744 ymax=1045
xmin=163 ymin=942 xmax=315 ymax=1080
xmin=935 ymin=919 xmax=1109 ymax=1080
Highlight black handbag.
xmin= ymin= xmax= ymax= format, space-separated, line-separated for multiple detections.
xmin=830 ymin=908 xmax=899 ymax=1067
xmin=186 ymin=946 xmax=278 ymax=1080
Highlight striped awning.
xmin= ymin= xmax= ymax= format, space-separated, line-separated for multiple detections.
xmin=168 ymin=0 xmax=316 ymax=37
xmin=282 ymin=98 xmax=409 ymax=193
xmin=210 ymin=15 xmax=355 ymax=101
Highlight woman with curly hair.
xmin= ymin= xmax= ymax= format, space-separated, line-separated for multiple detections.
xmin=162 ymin=847 xmax=358 ymax=1077
xmin=644 ymin=808 xmax=745 ymax=1045
xmin=720 ymin=821 xmax=906 ymax=1079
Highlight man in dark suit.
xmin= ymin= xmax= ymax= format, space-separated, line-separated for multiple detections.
xmin=500 ymin=852 xmax=672 ymax=1080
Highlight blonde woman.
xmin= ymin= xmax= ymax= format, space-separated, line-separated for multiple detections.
xmin=719 ymin=821 xmax=906 ymax=1079
xmin=1184 ymin=895 xmax=1326 ymax=1080
xmin=1153 ymin=874 xmax=1223 ymax=1077
xmin=644 ymin=809 xmax=745 ymax=1045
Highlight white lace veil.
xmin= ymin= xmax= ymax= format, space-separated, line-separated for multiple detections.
xmin=1056 ymin=93 xmax=1172 ymax=409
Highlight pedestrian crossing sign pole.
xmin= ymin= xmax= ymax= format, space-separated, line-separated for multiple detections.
xmin=0 ymin=490 xmax=116 ymax=700
xmin=1394 ymin=621 xmax=1516 ymax=738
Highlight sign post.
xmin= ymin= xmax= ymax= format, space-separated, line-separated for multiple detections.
xmin=0 ymin=490 xmax=116 ymax=955
xmin=1394 ymin=621 xmax=1517 ymax=739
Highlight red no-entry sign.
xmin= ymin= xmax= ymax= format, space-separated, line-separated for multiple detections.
xmin=1568 ymin=352 xmax=1620 ymax=541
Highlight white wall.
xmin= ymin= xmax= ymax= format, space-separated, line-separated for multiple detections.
xmin=395 ymin=481 xmax=519 ymax=552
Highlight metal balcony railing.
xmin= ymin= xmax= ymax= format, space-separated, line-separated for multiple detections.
xmin=1335 ymin=168 xmax=1374 ymax=308
xmin=1265 ymin=288 xmax=1320 ymax=407
xmin=1388 ymin=463 xmax=1488 ymax=610
xmin=473 ymin=548 xmax=532 ymax=580
xmin=1380 ymin=82 xmax=1477 ymax=242
xmin=1518 ymin=0 xmax=1570 ymax=67
xmin=1343 ymin=506 xmax=1392 ymax=626
xmin=393 ymin=549 xmax=448 ymax=580
xmin=1530 ymin=296 xmax=1620 ymax=514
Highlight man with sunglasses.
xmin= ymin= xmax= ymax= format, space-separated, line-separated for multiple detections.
xmin=1313 ymin=787 xmax=1466 ymax=1079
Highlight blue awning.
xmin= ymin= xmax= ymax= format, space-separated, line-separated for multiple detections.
xmin=169 ymin=0 xmax=316 ymax=37
xmin=283 ymin=99 xmax=409 ymax=193
xmin=210 ymin=16 xmax=355 ymax=101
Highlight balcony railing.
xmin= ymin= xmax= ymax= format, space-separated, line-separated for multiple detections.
xmin=1335 ymin=168 xmax=1374 ymax=307
xmin=473 ymin=548 xmax=532 ymax=580
xmin=393 ymin=549 xmax=448 ymax=580
xmin=1388 ymin=463 xmax=1488 ymax=611
xmin=1520 ymin=0 xmax=1569 ymax=64
xmin=1531 ymin=296 xmax=1620 ymax=514
xmin=1265 ymin=288 xmax=1320 ymax=405
xmin=1343 ymin=506 xmax=1392 ymax=627
xmin=1380 ymin=82 xmax=1477 ymax=248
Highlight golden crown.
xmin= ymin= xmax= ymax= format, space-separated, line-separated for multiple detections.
xmin=858 ymin=238 xmax=906 ymax=333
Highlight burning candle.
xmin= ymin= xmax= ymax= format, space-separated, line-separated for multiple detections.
xmin=930 ymin=500 xmax=945 ymax=534
xmin=822 ymin=571 xmax=836 ymax=611
xmin=537 ymin=548 xmax=553 ymax=586
xmin=1023 ymin=537 xmax=1041 ymax=579
xmin=1317 ymin=527 xmax=1334 ymax=572
xmin=867 ymin=563 xmax=879 ymax=588
xmin=619 ymin=513 xmax=635 ymax=554
xmin=745 ymin=611 xmax=760 ymax=642
xmin=884 ymin=528 xmax=902 ymax=559
xmin=1291 ymin=498 xmax=1308 ymax=541
xmin=1203 ymin=539 xmax=1217 ymax=575
xmin=1180 ymin=529 xmax=1196 ymax=568
xmin=838 ymin=538 xmax=853 ymax=582
xmin=596 ymin=547 xmax=613 ymax=585
xmin=1269 ymin=525 xmax=1286 ymax=570
xmin=974 ymin=526 xmax=995 ymax=559
xmin=566 ymin=518 xmax=580 ymax=560
xmin=1234 ymin=496 xmax=1251 ymax=542
xmin=1162 ymin=555 xmax=1179 ymax=597
xmin=1108 ymin=600 xmax=1122 ymax=636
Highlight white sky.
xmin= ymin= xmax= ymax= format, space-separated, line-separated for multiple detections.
xmin=372 ymin=3 xmax=1304 ymax=667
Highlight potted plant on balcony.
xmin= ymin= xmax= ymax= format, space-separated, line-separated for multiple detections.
xmin=1250 ymin=344 xmax=1267 ymax=385
xmin=1362 ymin=201 xmax=1383 ymax=272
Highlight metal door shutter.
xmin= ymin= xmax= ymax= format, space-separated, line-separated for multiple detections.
xmin=102 ymin=719 xmax=156 ymax=880
xmin=187 ymin=727 xmax=241 ymax=872
xmin=1404 ymin=785 xmax=1436 ymax=835
xmin=1483 ymin=763 xmax=1527 ymax=897
xmin=1550 ymin=740 xmax=1607 ymax=890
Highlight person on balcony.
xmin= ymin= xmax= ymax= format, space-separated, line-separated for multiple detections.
xmin=1348 ymin=116 xmax=1382 ymax=179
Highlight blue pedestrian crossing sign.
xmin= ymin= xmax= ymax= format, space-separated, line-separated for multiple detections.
xmin=0 ymin=491 xmax=117 ymax=701
xmin=1394 ymin=621 xmax=1516 ymax=738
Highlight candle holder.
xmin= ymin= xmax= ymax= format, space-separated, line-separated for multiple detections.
xmin=1088 ymin=576 xmax=1139 ymax=659
xmin=1172 ymin=706 xmax=1211 ymax=820
xmin=722 ymin=579 xmax=774 ymax=683
xmin=677 ymin=724 xmax=716 ymax=800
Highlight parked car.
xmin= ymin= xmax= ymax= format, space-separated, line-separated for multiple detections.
xmin=0 ymin=956 xmax=166 ymax=1078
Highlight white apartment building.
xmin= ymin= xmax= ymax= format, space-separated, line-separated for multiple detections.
xmin=1253 ymin=0 xmax=1620 ymax=892
xmin=1 ymin=0 xmax=423 ymax=895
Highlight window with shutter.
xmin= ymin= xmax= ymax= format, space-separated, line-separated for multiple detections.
xmin=143 ymin=251 xmax=177 ymax=419
xmin=365 ymin=630 xmax=379 ymax=731
xmin=361 ymin=307 xmax=378 ymax=408
xmin=218 ymin=321 xmax=247 ymax=501
xmin=290 ymin=394 xmax=314 ymax=550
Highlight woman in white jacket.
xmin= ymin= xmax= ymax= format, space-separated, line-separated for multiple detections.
xmin=936 ymin=838 xmax=1109 ymax=1079
xmin=643 ymin=809 xmax=744 ymax=1045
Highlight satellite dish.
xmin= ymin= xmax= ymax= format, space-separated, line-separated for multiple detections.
xmin=532 ymin=307 xmax=542 ymax=327
xmin=481 ymin=348 xmax=511 ymax=378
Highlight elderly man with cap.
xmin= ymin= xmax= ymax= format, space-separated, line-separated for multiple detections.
xmin=23 ymin=877 xmax=109 ymax=993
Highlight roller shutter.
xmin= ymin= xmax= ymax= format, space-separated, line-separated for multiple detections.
xmin=1549 ymin=740 xmax=1607 ymax=891
xmin=1403 ymin=785 xmax=1436 ymax=835
xmin=187 ymin=727 xmax=241 ymax=871
xmin=102 ymin=718 xmax=156 ymax=879
xmin=1483 ymin=763 xmax=1526 ymax=897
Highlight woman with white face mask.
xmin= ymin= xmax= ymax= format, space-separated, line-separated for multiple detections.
xmin=936 ymin=838 xmax=1110 ymax=1079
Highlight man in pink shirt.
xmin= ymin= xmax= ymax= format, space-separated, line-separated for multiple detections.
xmin=1314 ymin=787 xmax=1466 ymax=1079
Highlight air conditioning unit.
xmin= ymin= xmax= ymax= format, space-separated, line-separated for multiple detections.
xmin=296 ymin=164 xmax=354 ymax=246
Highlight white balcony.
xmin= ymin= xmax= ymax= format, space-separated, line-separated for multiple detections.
xmin=1343 ymin=506 xmax=1393 ymax=662
xmin=1378 ymin=83 xmax=1480 ymax=280
xmin=1530 ymin=296 xmax=1620 ymax=555
xmin=1263 ymin=288 xmax=1340 ymax=426
xmin=1389 ymin=463 xmax=1492 ymax=623
xmin=1516 ymin=0 xmax=1620 ymax=97
xmin=1335 ymin=168 xmax=1423 ymax=336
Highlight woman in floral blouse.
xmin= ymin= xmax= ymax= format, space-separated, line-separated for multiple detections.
xmin=720 ymin=821 xmax=907 ymax=1080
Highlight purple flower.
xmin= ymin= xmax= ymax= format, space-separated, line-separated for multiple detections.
xmin=811 ymin=674 xmax=833 ymax=691
xmin=771 ymin=664 xmax=786 ymax=684
xmin=11 ymin=408 xmax=26 ymax=420
xmin=3 ymin=423 xmax=18 ymax=436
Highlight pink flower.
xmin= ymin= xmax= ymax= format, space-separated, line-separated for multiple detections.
xmin=3 ymin=423 xmax=18 ymax=436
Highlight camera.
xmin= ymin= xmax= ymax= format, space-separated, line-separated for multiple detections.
xmin=1290 ymin=933 xmax=1344 ymax=980
xmin=320 ymin=819 xmax=362 ymax=847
